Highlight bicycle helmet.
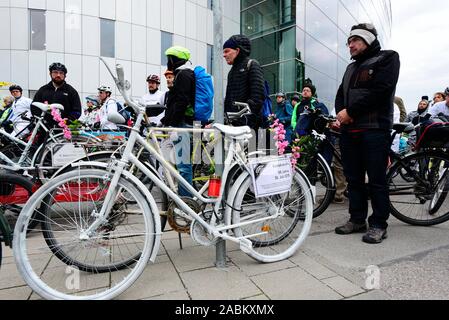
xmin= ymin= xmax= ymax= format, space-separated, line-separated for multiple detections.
xmin=276 ymin=92 xmax=285 ymax=98
xmin=146 ymin=74 xmax=161 ymax=84
xmin=49 ymin=62 xmax=67 ymax=74
xmin=97 ymin=86 xmax=112 ymax=94
xmin=9 ymin=84 xmax=22 ymax=93
xmin=165 ymin=46 xmax=191 ymax=61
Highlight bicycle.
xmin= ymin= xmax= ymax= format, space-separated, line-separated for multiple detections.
xmin=0 ymin=171 xmax=34 ymax=267
xmin=387 ymin=121 xmax=449 ymax=226
xmin=0 ymin=103 xmax=104 ymax=182
xmin=12 ymin=61 xmax=314 ymax=299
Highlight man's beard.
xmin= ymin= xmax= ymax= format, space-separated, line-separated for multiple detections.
xmin=52 ymin=77 xmax=65 ymax=86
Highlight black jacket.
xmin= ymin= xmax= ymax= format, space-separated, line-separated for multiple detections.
xmin=162 ymin=67 xmax=195 ymax=127
xmin=32 ymin=81 xmax=82 ymax=126
xmin=224 ymin=54 xmax=265 ymax=129
xmin=335 ymin=40 xmax=400 ymax=131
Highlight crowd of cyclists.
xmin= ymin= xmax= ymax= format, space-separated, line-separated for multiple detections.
xmin=1 ymin=30 xmax=449 ymax=239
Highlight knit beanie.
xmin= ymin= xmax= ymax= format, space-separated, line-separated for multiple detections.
xmin=223 ymin=35 xmax=251 ymax=56
xmin=348 ymin=23 xmax=378 ymax=46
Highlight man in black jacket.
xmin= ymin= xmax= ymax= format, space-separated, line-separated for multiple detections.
xmin=223 ymin=35 xmax=265 ymax=130
xmin=334 ymin=23 xmax=400 ymax=244
xmin=32 ymin=63 xmax=82 ymax=126
xmin=162 ymin=46 xmax=195 ymax=197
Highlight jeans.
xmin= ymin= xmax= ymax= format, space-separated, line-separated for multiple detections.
xmin=172 ymin=123 xmax=193 ymax=197
xmin=340 ymin=130 xmax=391 ymax=229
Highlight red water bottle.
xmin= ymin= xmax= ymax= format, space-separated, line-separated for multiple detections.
xmin=208 ymin=175 xmax=222 ymax=198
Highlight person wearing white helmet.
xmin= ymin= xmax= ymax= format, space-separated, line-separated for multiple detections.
xmin=4 ymin=84 xmax=32 ymax=137
xmin=97 ymin=86 xmax=125 ymax=130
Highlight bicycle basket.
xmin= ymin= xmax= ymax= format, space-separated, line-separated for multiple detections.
xmin=415 ymin=121 xmax=449 ymax=150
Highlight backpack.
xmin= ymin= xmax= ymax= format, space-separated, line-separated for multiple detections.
xmin=193 ymin=66 xmax=214 ymax=122
xmin=247 ymin=59 xmax=272 ymax=128
xmin=115 ymin=101 xmax=132 ymax=122
xmin=261 ymin=80 xmax=273 ymax=128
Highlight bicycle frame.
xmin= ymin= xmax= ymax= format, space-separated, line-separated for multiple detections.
xmin=81 ymin=113 xmax=255 ymax=241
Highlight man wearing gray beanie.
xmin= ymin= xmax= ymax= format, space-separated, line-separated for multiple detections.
xmin=334 ymin=23 xmax=400 ymax=244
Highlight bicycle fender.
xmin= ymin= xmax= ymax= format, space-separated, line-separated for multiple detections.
xmin=64 ymin=162 xmax=162 ymax=263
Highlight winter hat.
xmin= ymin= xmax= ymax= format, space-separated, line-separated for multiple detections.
xmin=348 ymin=23 xmax=378 ymax=46
xmin=223 ymin=35 xmax=251 ymax=56
xmin=291 ymin=95 xmax=301 ymax=102
xmin=303 ymin=83 xmax=317 ymax=96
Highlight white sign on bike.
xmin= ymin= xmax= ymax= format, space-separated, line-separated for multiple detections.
xmin=52 ymin=144 xmax=86 ymax=167
xmin=248 ymin=154 xmax=293 ymax=198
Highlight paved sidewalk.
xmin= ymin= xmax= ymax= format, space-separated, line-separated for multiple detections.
xmin=1 ymin=202 xmax=449 ymax=300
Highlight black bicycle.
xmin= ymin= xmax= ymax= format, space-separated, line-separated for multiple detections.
xmin=0 ymin=171 xmax=34 ymax=267
xmin=387 ymin=121 xmax=449 ymax=226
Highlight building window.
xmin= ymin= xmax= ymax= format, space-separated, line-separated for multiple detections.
xmin=161 ymin=31 xmax=173 ymax=66
xmin=100 ymin=19 xmax=115 ymax=58
xmin=29 ymin=90 xmax=38 ymax=100
xmin=30 ymin=9 xmax=46 ymax=50
xmin=207 ymin=44 xmax=213 ymax=75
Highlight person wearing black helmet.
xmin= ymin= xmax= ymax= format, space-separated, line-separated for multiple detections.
xmin=141 ymin=74 xmax=165 ymax=125
xmin=0 ymin=84 xmax=32 ymax=136
xmin=32 ymin=62 xmax=82 ymax=127
xmin=223 ymin=34 xmax=265 ymax=130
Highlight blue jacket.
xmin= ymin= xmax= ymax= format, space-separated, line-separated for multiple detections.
xmin=275 ymin=101 xmax=293 ymax=126
xmin=294 ymin=98 xmax=329 ymax=136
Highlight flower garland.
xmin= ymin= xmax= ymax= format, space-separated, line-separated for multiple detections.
xmin=51 ymin=107 xmax=72 ymax=140
xmin=268 ymin=114 xmax=301 ymax=167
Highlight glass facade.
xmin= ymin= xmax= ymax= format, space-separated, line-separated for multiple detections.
xmin=241 ymin=0 xmax=392 ymax=110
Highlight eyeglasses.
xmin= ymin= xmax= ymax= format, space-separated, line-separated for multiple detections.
xmin=346 ymin=38 xmax=363 ymax=47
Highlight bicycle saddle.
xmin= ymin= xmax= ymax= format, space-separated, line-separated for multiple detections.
xmin=212 ymin=123 xmax=251 ymax=137
xmin=32 ymin=102 xmax=64 ymax=112
xmin=393 ymin=123 xmax=414 ymax=134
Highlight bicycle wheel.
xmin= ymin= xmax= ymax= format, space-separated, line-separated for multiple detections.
xmin=13 ymin=168 xmax=157 ymax=300
xmin=388 ymin=151 xmax=449 ymax=226
xmin=34 ymin=132 xmax=103 ymax=182
xmin=55 ymin=150 xmax=168 ymax=232
xmin=231 ymin=169 xmax=313 ymax=263
xmin=0 ymin=172 xmax=36 ymax=231
xmin=428 ymin=168 xmax=449 ymax=215
xmin=301 ymin=154 xmax=336 ymax=218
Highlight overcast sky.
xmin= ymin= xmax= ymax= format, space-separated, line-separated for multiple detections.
xmin=390 ymin=0 xmax=449 ymax=112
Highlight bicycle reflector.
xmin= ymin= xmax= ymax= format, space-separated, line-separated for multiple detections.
xmin=208 ymin=175 xmax=221 ymax=198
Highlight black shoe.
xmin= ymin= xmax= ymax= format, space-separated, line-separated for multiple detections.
xmin=335 ymin=221 xmax=367 ymax=235
xmin=362 ymin=227 xmax=388 ymax=244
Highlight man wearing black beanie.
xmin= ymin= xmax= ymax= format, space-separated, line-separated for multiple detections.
xmin=223 ymin=34 xmax=265 ymax=130
xmin=334 ymin=23 xmax=400 ymax=244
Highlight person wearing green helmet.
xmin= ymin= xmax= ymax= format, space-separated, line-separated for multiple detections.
xmin=162 ymin=46 xmax=196 ymax=197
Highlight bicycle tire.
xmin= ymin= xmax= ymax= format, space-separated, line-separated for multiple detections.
xmin=0 ymin=171 xmax=37 ymax=231
xmin=388 ymin=151 xmax=449 ymax=226
xmin=429 ymin=169 xmax=449 ymax=215
xmin=230 ymin=169 xmax=313 ymax=263
xmin=301 ymin=154 xmax=336 ymax=218
xmin=13 ymin=169 xmax=157 ymax=300
xmin=55 ymin=151 xmax=169 ymax=232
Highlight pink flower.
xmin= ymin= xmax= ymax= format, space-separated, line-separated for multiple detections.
xmin=291 ymin=158 xmax=297 ymax=166
xmin=64 ymin=131 xmax=72 ymax=140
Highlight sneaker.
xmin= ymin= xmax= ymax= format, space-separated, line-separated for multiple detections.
xmin=333 ymin=197 xmax=345 ymax=204
xmin=335 ymin=221 xmax=367 ymax=235
xmin=362 ymin=227 xmax=388 ymax=244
